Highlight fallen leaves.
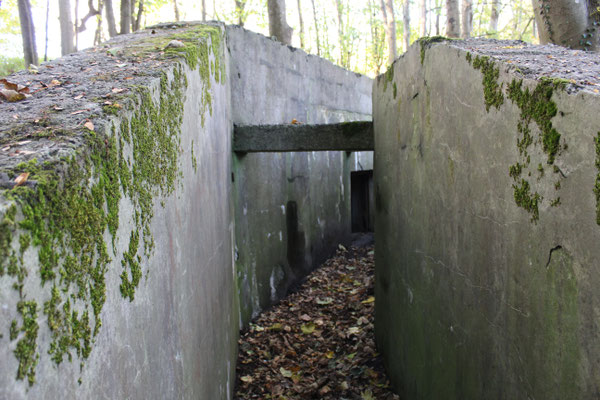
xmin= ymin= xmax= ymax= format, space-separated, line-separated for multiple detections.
xmin=235 ymin=242 xmax=399 ymax=399
xmin=0 ymin=79 xmax=30 ymax=102
xmin=14 ymin=172 xmax=29 ymax=187
xmin=84 ymin=121 xmax=95 ymax=131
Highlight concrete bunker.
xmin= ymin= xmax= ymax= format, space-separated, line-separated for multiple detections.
xmin=1 ymin=20 xmax=599 ymax=400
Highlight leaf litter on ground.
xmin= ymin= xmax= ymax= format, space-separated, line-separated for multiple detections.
xmin=235 ymin=242 xmax=400 ymax=400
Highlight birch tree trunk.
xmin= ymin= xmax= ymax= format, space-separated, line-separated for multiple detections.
xmin=17 ymin=0 xmax=38 ymax=67
xmin=445 ymin=0 xmax=460 ymax=37
xmin=267 ymin=0 xmax=293 ymax=45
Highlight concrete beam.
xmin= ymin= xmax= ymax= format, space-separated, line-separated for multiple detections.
xmin=233 ymin=121 xmax=373 ymax=153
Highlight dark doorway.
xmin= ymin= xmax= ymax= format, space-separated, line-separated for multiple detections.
xmin=351 ymin=170 xmax=374 ymax=232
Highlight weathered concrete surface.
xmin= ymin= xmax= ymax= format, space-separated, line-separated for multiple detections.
xmin=233 ymin=121 xmax=374 ymax=152
xmin=374 ymin=39 xmax=600 ymax=399
xmin=0 ymin=23 xmax=238 ymax=399
xmin=227 ymin=25 xmax=373 ymax=325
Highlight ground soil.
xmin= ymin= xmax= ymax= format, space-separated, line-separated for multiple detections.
xmin=234 ymin=239 xmax=400 ymax=400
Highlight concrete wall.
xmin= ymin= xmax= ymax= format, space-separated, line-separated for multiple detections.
xmin=374 ymin=39 xmax=600 ymax=399
xmin=0 ymin=24 xmax=238 ymax=399
xmin=226 ymin=26 xmax=373 ymax=325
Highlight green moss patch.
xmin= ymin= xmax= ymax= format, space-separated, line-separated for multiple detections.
xmin=417 ymin=36 xmax=451 ymax=65
xmin=594 ymin=132 xmax=600 ymax=224
xmin=471 ymin=55 xmax=504 ymax=111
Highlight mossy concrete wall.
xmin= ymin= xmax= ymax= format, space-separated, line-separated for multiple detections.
xmin=374 ymin=39 xmax=600 ymax=399
xmin=226 ymin=26 xmax=373 ymax=325
xmin=0 ymin=23 xmax=238 ymax=399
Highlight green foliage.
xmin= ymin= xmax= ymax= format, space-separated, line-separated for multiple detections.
xmin=0 ymin=56 xmax=24 ymax=78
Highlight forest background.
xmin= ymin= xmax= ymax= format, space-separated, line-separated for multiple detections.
xmin=0 ymin=0 xmax=539 ymax=78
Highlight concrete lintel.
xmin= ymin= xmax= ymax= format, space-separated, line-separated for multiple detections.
xmin=233 ymin=121 xmax=374 ymax=153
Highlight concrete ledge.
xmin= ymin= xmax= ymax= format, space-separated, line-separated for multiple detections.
xmin=233 ymin=121 xmax=373 ymax=152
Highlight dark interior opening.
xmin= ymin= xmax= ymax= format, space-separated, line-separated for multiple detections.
xmin=351 ymin=170 xmax=374 ymax=233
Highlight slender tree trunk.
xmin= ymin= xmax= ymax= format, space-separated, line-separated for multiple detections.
xmin=235 ymin=0 xmax=247 ymax=26
xmin=267 ymin=0 xmax=293 ymax=45
xmin=17 ymin=0 xmax=38 ymax=67
xmin=380 ymin=0 xmax=397 ymax=63
xmin=420 ymin=0 xmax=427 ymax=36
xmin=134 ymin=0 xmax=143 ymax=31
xmin=311 ymin=0 xmax=321 ymax=55
xmin=532 ymin=0 xmax=598 ymax=50
xmin=335 ymin=0 xmax=345 ymax=65
xmin=59 ymin=0 xmax=76 ymax=55
xmin=445 ymin=0 xmax=460 ymax=37
xmin=489 ymin=0 xmax=499 ymax=34
xmin=173 ymin=0 xmax=180 ymax=21
xmin=297 ymin=0 xmax=305 ymax=48
xmin=120 ymin=0 xmax=131 ymax=34
xmin=94 ymin=0 xmax=103 ymax=45
xmin=461 ymin=0 xmax=473 ymax=37
xmin=202 ymin=0 xmax=207 ymax=20
xmin=44 ymin=0 xmax=49 ymax=61
xmin=403 ymin=0 xmax=410 ymax=51
xmin=75 ymin=0 xmax=79 ymax=50
xmin=435 ymin=0 xmax=441 ymax=34
xmin=104 ymin=0 xmax=117 ymax=37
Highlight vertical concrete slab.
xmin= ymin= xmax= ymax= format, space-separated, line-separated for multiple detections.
xmin=374 ymin=39 xmax=600 ymax=399
xmin=0 ymin=24 xmax=238 ymax=399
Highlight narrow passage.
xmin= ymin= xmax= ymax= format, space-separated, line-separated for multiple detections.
xmin=234 ymin=238 xmax=400 ymax=399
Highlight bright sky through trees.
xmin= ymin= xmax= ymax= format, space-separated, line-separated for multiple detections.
xmin=1 ymin=0 xmax=537 ymax=77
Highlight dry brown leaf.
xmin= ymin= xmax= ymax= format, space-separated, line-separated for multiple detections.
xmin=84 ymin=121 xmax=95 ymax=131
xmin=74 ymin=94 xmax=84 ymax=100
xmin=70 ymin=109 xmax=88 ymax=115
xmin=49 ymin=79 xmax=61 ymax=86
xmin=14 ymin=172 xmax=29 ymax=187
xmin=111 ymin=88 xmax=125 ymax=93
xmin=0 ymin=89 xmax=26 ymax=102
xmin=0 ymin=78 xmax=18 ymax=91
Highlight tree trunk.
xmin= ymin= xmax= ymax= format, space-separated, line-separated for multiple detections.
xmin=311 ymin=0 xmax=321 ymax=55
xmin=335 ymin=0 xmax=344 ymax=65
xmin=58 ymin=0 xmax=76 ymax=55
xmin=420 ymin=0 xmax=427 ymax=36
xmin=17 ymin=0 xmax=38 ymax=67
xmin=134 ymin=0 xmax=143 ymax=31
xmin=44 ymin=0 xmax=49 ymax=61
xmin=297 ymin=0 xmax=305 ymax=48
xmin=403 ymin=0 xmax=410 ymax=51
xmin=445 ymin=0 xmax=460 ymax=37
xmin=120 ymin=0 xmax=131 ymax=34
xmin=532 ymin=0 xmax=598 ymax=50
xmin=489 ymin=0 xmax=499 ymax=34
xmin=202 ymin=0 xmax=207 ymax=20
xmin=173 ymin=0 xmax=180 ymax=21
xmin=104 ymin=0 xmax=117 ymax=37
xmin=435 ymin=0 xmax=441 ymax=34
xmin=235 ymin=0 xmax=245 ymax=26
xmin=94 ymin=0 xmax=104 ymax=45
xmin=267 ymin=0 xmax=293 ymax=45
xmin=461 ymin=0 xmax=473 ymax=38
xmin=380 ymin=0 xmax=397 ymax=63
